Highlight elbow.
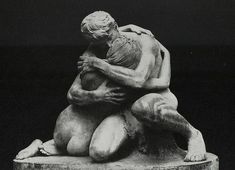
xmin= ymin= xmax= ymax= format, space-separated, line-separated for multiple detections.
xmin=164 ymin=81 xmax=170 ymax=88
xmin=161 ymin=80 xmax=170 ymax=89
xmin=133 ymin=77 xmax=147 ymax=88
xmin=134 ymin=71 xmax=151 ymax=88
xmin=161 ymin=48 xmax=170 ymax=58
xmin=165 ymin=49 xmax=170 ymax=55
xmin=67 ymin=87 xmax=81 ymax=105
xmin=67 ymin=89 xmax=74 ymax=104
xmin=165 ymin=50 xmax=170 ymax=58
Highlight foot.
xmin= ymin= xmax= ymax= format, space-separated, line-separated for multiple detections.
xmin=184 ymin=130 xmax=207 ymax=162
xmin=38 ymin=140 xmax=63 ymax=156
xmin=15 ymin=139 xmax=43 ymax=160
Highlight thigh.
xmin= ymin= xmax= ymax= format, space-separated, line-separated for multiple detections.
xmin=158 ymin=89 xmax=178 ymax=109
xmin=131 ymin=93 xmax=164 ymax=117
xmin=131 ymin=92 xmax=178 ymax=128
xmin=53 ymin=105 xmax=102 ymax=150
xmin=131 ymin=90 xmax=177 ymax=117
xmin=89 ymin=113 xmax=128 ymax=161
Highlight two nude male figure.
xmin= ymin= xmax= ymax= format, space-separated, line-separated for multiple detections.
xmin=16 ymin=11 xmax=206 ymax=162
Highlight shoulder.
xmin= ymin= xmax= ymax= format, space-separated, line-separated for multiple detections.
xmin=121 ymin=32 xmax=157 ymax=48
xmin=120 ymin=32 xmax=159 ymax=55
xmin=139 ymin=34 xmax=160 ymax=55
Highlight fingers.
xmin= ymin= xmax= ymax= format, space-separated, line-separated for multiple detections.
xmin=77 ymin=56 xmax=90 ymax=66
xmin=108 ymin=86 xmax=127 ymax=98
xmin=39 ymin=149 xmax=50 ymax=155
xmin=107 ymin=97 xmax=125 ymax=105
xmin=77 ymin=60 xmax=95 ymax=73
xmin=79 ymin=55 xmax=88 ymax=60
xmin=107 ymin=100 xmax=120 ymax=105
xmin=141 ymin=29 xmax=154 ymax=37
xmin=106 ymin=91 xmax=126 ymax=98
xmin=77 ymin=61 xmax=84 ymax=69
xmin=146 ymin=30 xmax=154 ymax=37
xmin=103 ymin=59 xmax=109 ymax=63
xmin=109 ymin=86 xmax=122 ymax=92
xmin=77 ymin=67 xmax=83 ymax=73
xmin=136 ymin=30 xmax=141 ymax=34
xmin=112 ymin=93 xmax=126 ymax=97
xmin=77 ymin=60 xmax=84 ymax=72
xmin=103 ymin=94 xmax=123 ymax=105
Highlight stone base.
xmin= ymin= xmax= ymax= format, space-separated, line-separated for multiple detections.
xmin=13 ymin=151 xmax=219 ymax=170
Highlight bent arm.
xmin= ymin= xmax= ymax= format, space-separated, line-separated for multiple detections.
xmin=119 ymin=24 xmax=154 ymax=37
xmin=67 ymin=74 xmax=101 ymax=106
xmin=143 ymin=41 xmax=171 ymax=90
xmin=93 ymin=36 xmax=156 ymax=88
xmin=118 ymin=24 xmax=133 ymax=32
xmin=68 ymin=44 xmax=100 ymax=106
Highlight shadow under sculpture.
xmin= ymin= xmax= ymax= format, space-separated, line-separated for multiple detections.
xmin=15 ymin=11 xmax=208 ymax=166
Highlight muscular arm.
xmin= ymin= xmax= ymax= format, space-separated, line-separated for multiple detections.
xmin=67 ymin=45 xmax=101 ymax=106
xmin=92 ymin=36 xmax=156 ymax=88
xmin=119 ymin=24 xmax=154 ymax=37
xmin=67 ymin=73 xmax=101 ymax=106
xmin=143 ymin=41 xmax=171 ymax=90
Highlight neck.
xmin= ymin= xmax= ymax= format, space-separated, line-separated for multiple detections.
xmin=106 ymin=30 xmax=121 ymax=47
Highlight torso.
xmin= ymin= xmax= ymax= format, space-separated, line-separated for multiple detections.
xmin=83 ymin=32 xmax=175 ymax=105
xmin=120 ymin=32 xmax=163 ymax=80
xmin=120 ymin=32 xmax=177 ymax=107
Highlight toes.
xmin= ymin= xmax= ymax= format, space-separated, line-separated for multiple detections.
xmin=15 ymin=151 xmax=28 ymax=160
xmin=184 ymin=155 xmax=191 ymax=162
xmin=184 ymin=153 xmax=207 ymax=162
xmin=38 ymin=144 xmax=44 ymax=149
xmin=194 ymin=155 xmax=200 ymax=161
xmin=191 ymin=155 xmax=198 ymax=161
xmin=198 ymin=154 xmax=207 ymax=161
xmin=15 ymin=154 xmax=22 ymax=160
xmin=39 ymin=149 xmax=50 ymax=155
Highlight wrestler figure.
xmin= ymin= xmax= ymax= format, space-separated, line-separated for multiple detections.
xmin=15 ymin=18 xmax=153 ymax=161
xmin=16 ymin=11 xmax=206 ymax=162
xmin=78 ymin=11 xmax=206 ymax=162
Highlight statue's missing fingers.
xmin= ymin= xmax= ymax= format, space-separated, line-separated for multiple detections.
xmin=15 ymin=11 xmax=219 ymax=170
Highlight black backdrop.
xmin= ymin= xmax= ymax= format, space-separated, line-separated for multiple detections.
xmin=1 ymin=0 xmax=235 ymax=169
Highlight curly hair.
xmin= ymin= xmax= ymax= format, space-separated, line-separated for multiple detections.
xmin=81 ymin=11 xmax=117 ymax=41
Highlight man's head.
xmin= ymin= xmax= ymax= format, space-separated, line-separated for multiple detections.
xmin=81 ymin=11 xmax=118 ymax=44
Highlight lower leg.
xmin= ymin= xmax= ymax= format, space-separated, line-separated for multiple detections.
xmin=15 ymin=139 xmax=43 ymax=159
xmin=153 ymin=104 xmax=206 ymax=162
xmin=89 ymin=114 xmax=129 ymax=162
xmin=132 ymin=95 xmax=206 ymax=162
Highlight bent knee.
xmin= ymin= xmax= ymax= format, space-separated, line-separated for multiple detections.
xmin=89 ymin=142 xmax=117 ymax=162
xmin=131 ymin=93 xmax=164 ymax=118
xmin=153 ymin=104 xmax=178 ymax=123
xmin=89 ymin=144 xmax=112 ymax=162
xmin=89 ymin=116 xmax=125 ymax=162
xmin=131 ymin=93 xmax=178 ymax=123
xmin=67 ymin=136 xmax=89 ymax=156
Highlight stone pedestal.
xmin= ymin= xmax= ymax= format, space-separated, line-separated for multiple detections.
xmin=14 ymin=130 xmax=219 ymax=169
xmin=13 ymin=151 xmax=218 ymax=170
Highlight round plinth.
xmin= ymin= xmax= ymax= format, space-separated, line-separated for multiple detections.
xmin=13 ymin=152 xmax=219 ymax=170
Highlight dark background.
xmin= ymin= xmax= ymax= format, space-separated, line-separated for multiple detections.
xmin=1 ymin=0 xmax=234 ymax=169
